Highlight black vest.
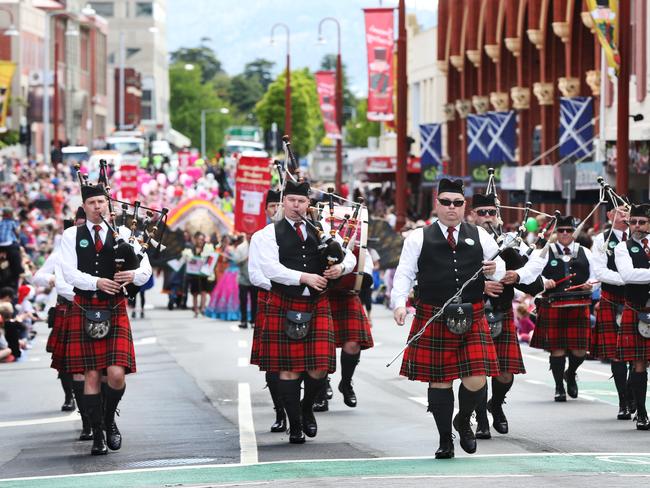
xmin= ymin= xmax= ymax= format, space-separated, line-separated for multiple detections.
xmin=74 ymin=224 xmax=116 ymax=300
xmin=416 ymin=222 xmax=485 ymax=305
xmin=541 ymin=243 xmax=590 ymax=295
xmin=271 ymin=219 xmax=325 ymax=298
xmin=487 ymin=242 xmax=543 ymax=311
xmin=601 ymin=231 xmax=625 ymax=295
xmin=624 ymin=239 xmax=650 ymax=306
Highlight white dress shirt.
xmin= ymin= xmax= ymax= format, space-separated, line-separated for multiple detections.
xmin=591 ymin=229 xmax=626 ymax=287
xmin=33 ymin=247 xmax=75 ymax=301
xmin=248 ymin=231 xmax=271 ymax=291
xmin=390 ymin=221 xmax=506 ymax=309
xmin=614 ymin=236 xmax=650 ymax=284
xmin=60 ymin=221 xmax=152 ymax=291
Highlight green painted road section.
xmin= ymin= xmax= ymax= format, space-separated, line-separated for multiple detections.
xmin=2 ymin=454 xmax=650 ymax=488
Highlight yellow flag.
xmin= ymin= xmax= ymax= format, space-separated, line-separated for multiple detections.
xmin=0 ymin=61 xmax=16 ymax=131
xmin=586 ymin=0 xmax=620 ymax=78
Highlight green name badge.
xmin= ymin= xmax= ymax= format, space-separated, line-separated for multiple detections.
xmin=79 ymin=239 xmax=90 ymax=248
xmin=631 ymin=246 xmax=640 ymax=254
xmin=550 ymin=259 xmax=558 ymax=266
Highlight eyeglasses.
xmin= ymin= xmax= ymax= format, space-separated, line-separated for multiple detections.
xmin=556 ymin=228 xmax=574 ymax=234
xmin=629 ymin=219 xmax=649 ymax=226
xmin=438 ymin=198 xmax=465 ymax=208
xmin=476 ymin=209 xmax=497 ymax=217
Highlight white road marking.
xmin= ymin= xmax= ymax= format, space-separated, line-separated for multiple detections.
xmin=525 ymin=379 xmax=546 ymax=385
xmin=0 ymin=412 xmax=77 ymax=428
xmin=134 ymin=336 xmax=157 ymax=346
xmin=408 ymin=396 xmax=427 ymax=406
xmin=28 ymin=357 xmax=42 ymax=362
xmin=362 ymin=475 xmax=534 ymax=480
xmin=238 ymin=382 xmax=258 ymax=465
xmin=238 ymin=340 xmax=248 ymax=348
xmin=238 ymin=357 xmax=249 ymax=367
xmin=230 ymin=325 xmax=240 ymax=332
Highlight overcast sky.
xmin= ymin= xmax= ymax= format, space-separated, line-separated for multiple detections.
xmin=166 ymin=0 xmax=438 ymax=96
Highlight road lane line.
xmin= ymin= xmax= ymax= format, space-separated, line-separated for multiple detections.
xmin=238 ymin=382 xmax=258 ymax=465
xmin=238 ymin=357 xmax=249 ymax=367
xmin=0 ymin=411 xmax=77 ymax=428
xmin=238 ymin=340 xmax=248 ymax=348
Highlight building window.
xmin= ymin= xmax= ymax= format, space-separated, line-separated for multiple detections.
xmin=141 ymin=89 xmax=153 ymax=120
xmin=136 ymin=2 xmax=153 ymax=17
xmin=89 ymin=2 xmax=114 ymax=17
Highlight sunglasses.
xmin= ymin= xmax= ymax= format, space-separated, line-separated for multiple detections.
xmin=556 ymin=228 xmax=574 ymax=234
xmin=629 ymin=219 xmax=649 ymax=226
xmin=476 ymin=209 xmax=497 ymax=217
xmin=438 ymin=198 xmax=465 ymax=208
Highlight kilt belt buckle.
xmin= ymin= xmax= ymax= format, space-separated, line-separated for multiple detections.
xmin=285 ymin=310 xmax=312 ymax=340
xmin=485 ymin=307 xmax=504 ymax=338
xmin=84 ymin=309 xmax=112 ymax=340
xmin=443 ymin=298 xmax=473 ymax=335
xmin=637 ymin=311 xmax=650 ymax=339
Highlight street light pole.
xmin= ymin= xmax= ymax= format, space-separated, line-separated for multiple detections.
xmin=118 ymin=30 xmax=125 ymax=130
xmin=395 ymin=0 xmax=408 ymax=230
xmin=616 ymin=0 xmax=630 ymax=194
xmin=318 ymin=17 xmax=343 ymax=193
xmin=271 ymin=23 xmax=291 ymax=139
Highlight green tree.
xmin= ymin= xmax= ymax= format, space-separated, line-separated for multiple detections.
xmin=170 ymin=47 xmax=223 ymax=84
xmin=255 ymin=68 xmax=323 ymax=156
xmin=345 ymin=98 xmax=380 ymax=148
xmin=243 ymin=58 xmax=275 ymax=91
xmin=169 ymin=63 xmax=231 ymax=157
xmin=319 ymin=54 xmax=357 ymax=121
xmin=229 ymin=73 xmax=264 ymax=116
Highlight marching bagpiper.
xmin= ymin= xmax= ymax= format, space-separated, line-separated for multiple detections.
xmin=530 ymin=215 xmax=595 ymax=402
xmin=613 ymin=203 xmax=650 ymax=430
xmin=392 ymin=178 xmax=504 ymax=459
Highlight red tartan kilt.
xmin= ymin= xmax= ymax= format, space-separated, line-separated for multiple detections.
xmin=617 ymin=304 xmax=650 ymax=361
xmin=329 ymin=291 xmax=374 ymax=349
xmin=491 ymin=308 xmax=525 ymax=374
xmin=48 ymin=304 xmax=70 ymax=370
xmin=57 ymin=295 xmax=136 ymax=374
xmin=400 ymin=301 xmax=500 ymax=383
xmin=257 ymin=290 xmax=336 ymax=373
xmin=530 ymin=300 xmax=591 ymax=351
xmin=591 ymin=290 xmax=624 ymax=360
xmin=250 ymin=290 xmax=268 ymax=366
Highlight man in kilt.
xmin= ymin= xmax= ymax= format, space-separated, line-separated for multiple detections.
xmin=613 ymin=203 xmax=650 ymax=430
xmin=392 ymin=178 xmax=504 ymax=459
xmin=530 ymin=215 xmax=594 ymax=402
xmin=251 ymin=180 xmax=355 ymax=444
xmin=591 ymin=198 xmax=634 ymax=420
xmin=60 ymin=184 xmax=152 ymax=455
xmin=34 ymin=209 xmax=94 ymax=441
xmin=249 ymin=189 xmax=287 ymax=433
xmin=469 ymin=193 xmax=545 ymax=439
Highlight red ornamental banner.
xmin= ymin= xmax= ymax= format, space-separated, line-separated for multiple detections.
xmin=119 ymin=164 xmax=138 ymax=200
xmin=315 ymin=71 xmax=341 ymax=140
xmin=363 ymin=8 xmax=395 ymax=122
xmin=234 ymin=155 xmax=272 ymax=234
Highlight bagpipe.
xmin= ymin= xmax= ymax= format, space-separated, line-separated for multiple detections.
xmin=74 ymin=160 xmax=168 ymax=298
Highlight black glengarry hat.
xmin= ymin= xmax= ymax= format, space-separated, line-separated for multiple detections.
xmin=556 ymin=215 xmax=576 ymax=229
xmin=471 ymin=193 xmax=496 ymax=209
xmin=630 ymin=204 xmax=650 ymax=218
xmin=265 ymin=189 xmax=281 ymax=205
xmin=438 ymin=178 xmax=464 ymax=196
xmin=81 ymin=184 xmax=108 ymax=202
xmin=283 ymin=179 xmax=310 ymax=198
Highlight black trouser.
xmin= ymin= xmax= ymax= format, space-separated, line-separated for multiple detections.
xmin=239 ymin=285 xmax=258 ymax=323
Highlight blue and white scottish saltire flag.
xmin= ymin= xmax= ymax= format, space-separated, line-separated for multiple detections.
xmin=559 ymin=96 xmax=593 ymax=159
xmin=487 ymin=111 xmax=516 ymax=163
xmin=467 ymin=114 xmax=491 ymax=164
xmin=419 ymin=123 xmax=442 ymax=167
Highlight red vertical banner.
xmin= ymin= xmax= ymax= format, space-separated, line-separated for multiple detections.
xmin=119 ymin=164 xmax=138 ymax=200
xmin=363 ymin=8 xmax=395 ymax=122
xmin=315 ymin=71 xmax=341 ymax=139
xmin=234 ymin=155 xmax=272 ymax=234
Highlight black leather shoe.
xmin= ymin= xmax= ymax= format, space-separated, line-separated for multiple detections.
xmin=325 ymin=378 xmax=333 ymax=400
xmin=61 ymin=397 xmax=76 ymax=412
xmin=338 ymin=381 xmax=357 ymax=408
xmin=564 ymin=371 xmax=578 ymax=398
xmin=435 ymin=433 xmax=455 ymax=459
xmin=238 ymin=322 xmax=248 ymax=329
xmin=271 ymin=410 xmax=287 ymax=433
xmin=289 ymin=428 xmax=305 ymax=444
xmin=79 ymin=415 xmax=93 ymax=441
xmin=475 ymin=422 xmax=491 ymax=440
xmin=636 ymin=414 xmax=650 ymax=430
xmin=487 ymin=399 xmax=509 ymax=434
xmin=301 ymin=403 xmax=318 ymax=438
xmin=452 ymin=413 xmax=477 ymax=454
xmin=105 ymin=422 xmax=122 ymax=450
xmin=617 ymin=405 xmax=632 ymax=420
xmin=312 ymin=398 xmax=329 ymax=412
xmin=554 ymin=388 xmax=567 ymax=402
xmin=90 ymin=428 xmax=108 ymax=455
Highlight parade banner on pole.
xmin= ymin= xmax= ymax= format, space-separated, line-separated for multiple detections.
xmin=467 ymin=114 xmax=491 ymax=164
xmin=559 ymin=97 xmax=594 ymax=159
xmin=234 ymin=154 xmax=272 ymax=234
xmin=487 ymin=111 xmax=516 ymax=163
xmin=363 ymin=8 xmax=394 ymax=122
xmin=586 ymin=0 xmax=620 ymax=77
xmin=119 ymin=164 xmax=138 ymax=200
xmin=419 ymin=123 xmax=442 ymax=186
xmin=315 ymin=71 xmax=341 ymax=140
xmin=0 ymin=61 xmax=16 ymax=132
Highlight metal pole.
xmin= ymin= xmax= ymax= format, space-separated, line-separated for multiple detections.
xmin=335 ymin=52 xmax=343 ymax=193
xmin=597 ymin=48 xmax=606 ymax=162
xmin=285 ymin=52 xmax=291 ymax=139
xmin=200 ymin=109 xmax=206 ymax=159
xmin=616 ymin=0 xmax=630 ymax=194
xmin=43 ymin=14 xmax=51 ymax=164
xmin=118 ymin=30 xmax=125 ymax=130
xmin=395 ymin=0 xmax=408 ymax=230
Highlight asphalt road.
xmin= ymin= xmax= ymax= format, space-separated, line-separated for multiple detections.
xmin=1 ymin=289 xmax=649 ymax=487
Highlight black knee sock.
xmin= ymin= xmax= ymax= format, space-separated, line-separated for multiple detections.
xmin=566 ymin=353 xmax=585 ymax=376
xmin=302 ymin=375 xmax=327 ymax=410
xmin=611 ymin=361 xmax=628 ymax=406
xmin=491 ymin=377 xmax=514 ymax=406
xmin=340 ymin=351 xmax=360 ymax=385
xmin=459 ymin=383 xmax=487 ymax=419
xmin=474 ymin=386 xmax=489 ymax=425
xmin=104 ymin=385 xmax=125 ymax=428
xmin=60 ymin=373 xmax=73 ymax=401
xmin=627 ymin=363 xmax=636 ymax=407
xmin=71 ymin=380 xmax=86 ymax=416
xmin=266 ymin=372 xmax=284 ymax=414
xmin=84 ymin=393 xmax=103 ymax=430
xmin=631 ymin=371 xmax=648 ymax=417
xmin=427 ymin=387 xmax=454 ymax=436
xmin=550 ymin=356 xmax=566 ymax=390
xmin=278 ymin=379 xmax=302 ymax=433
